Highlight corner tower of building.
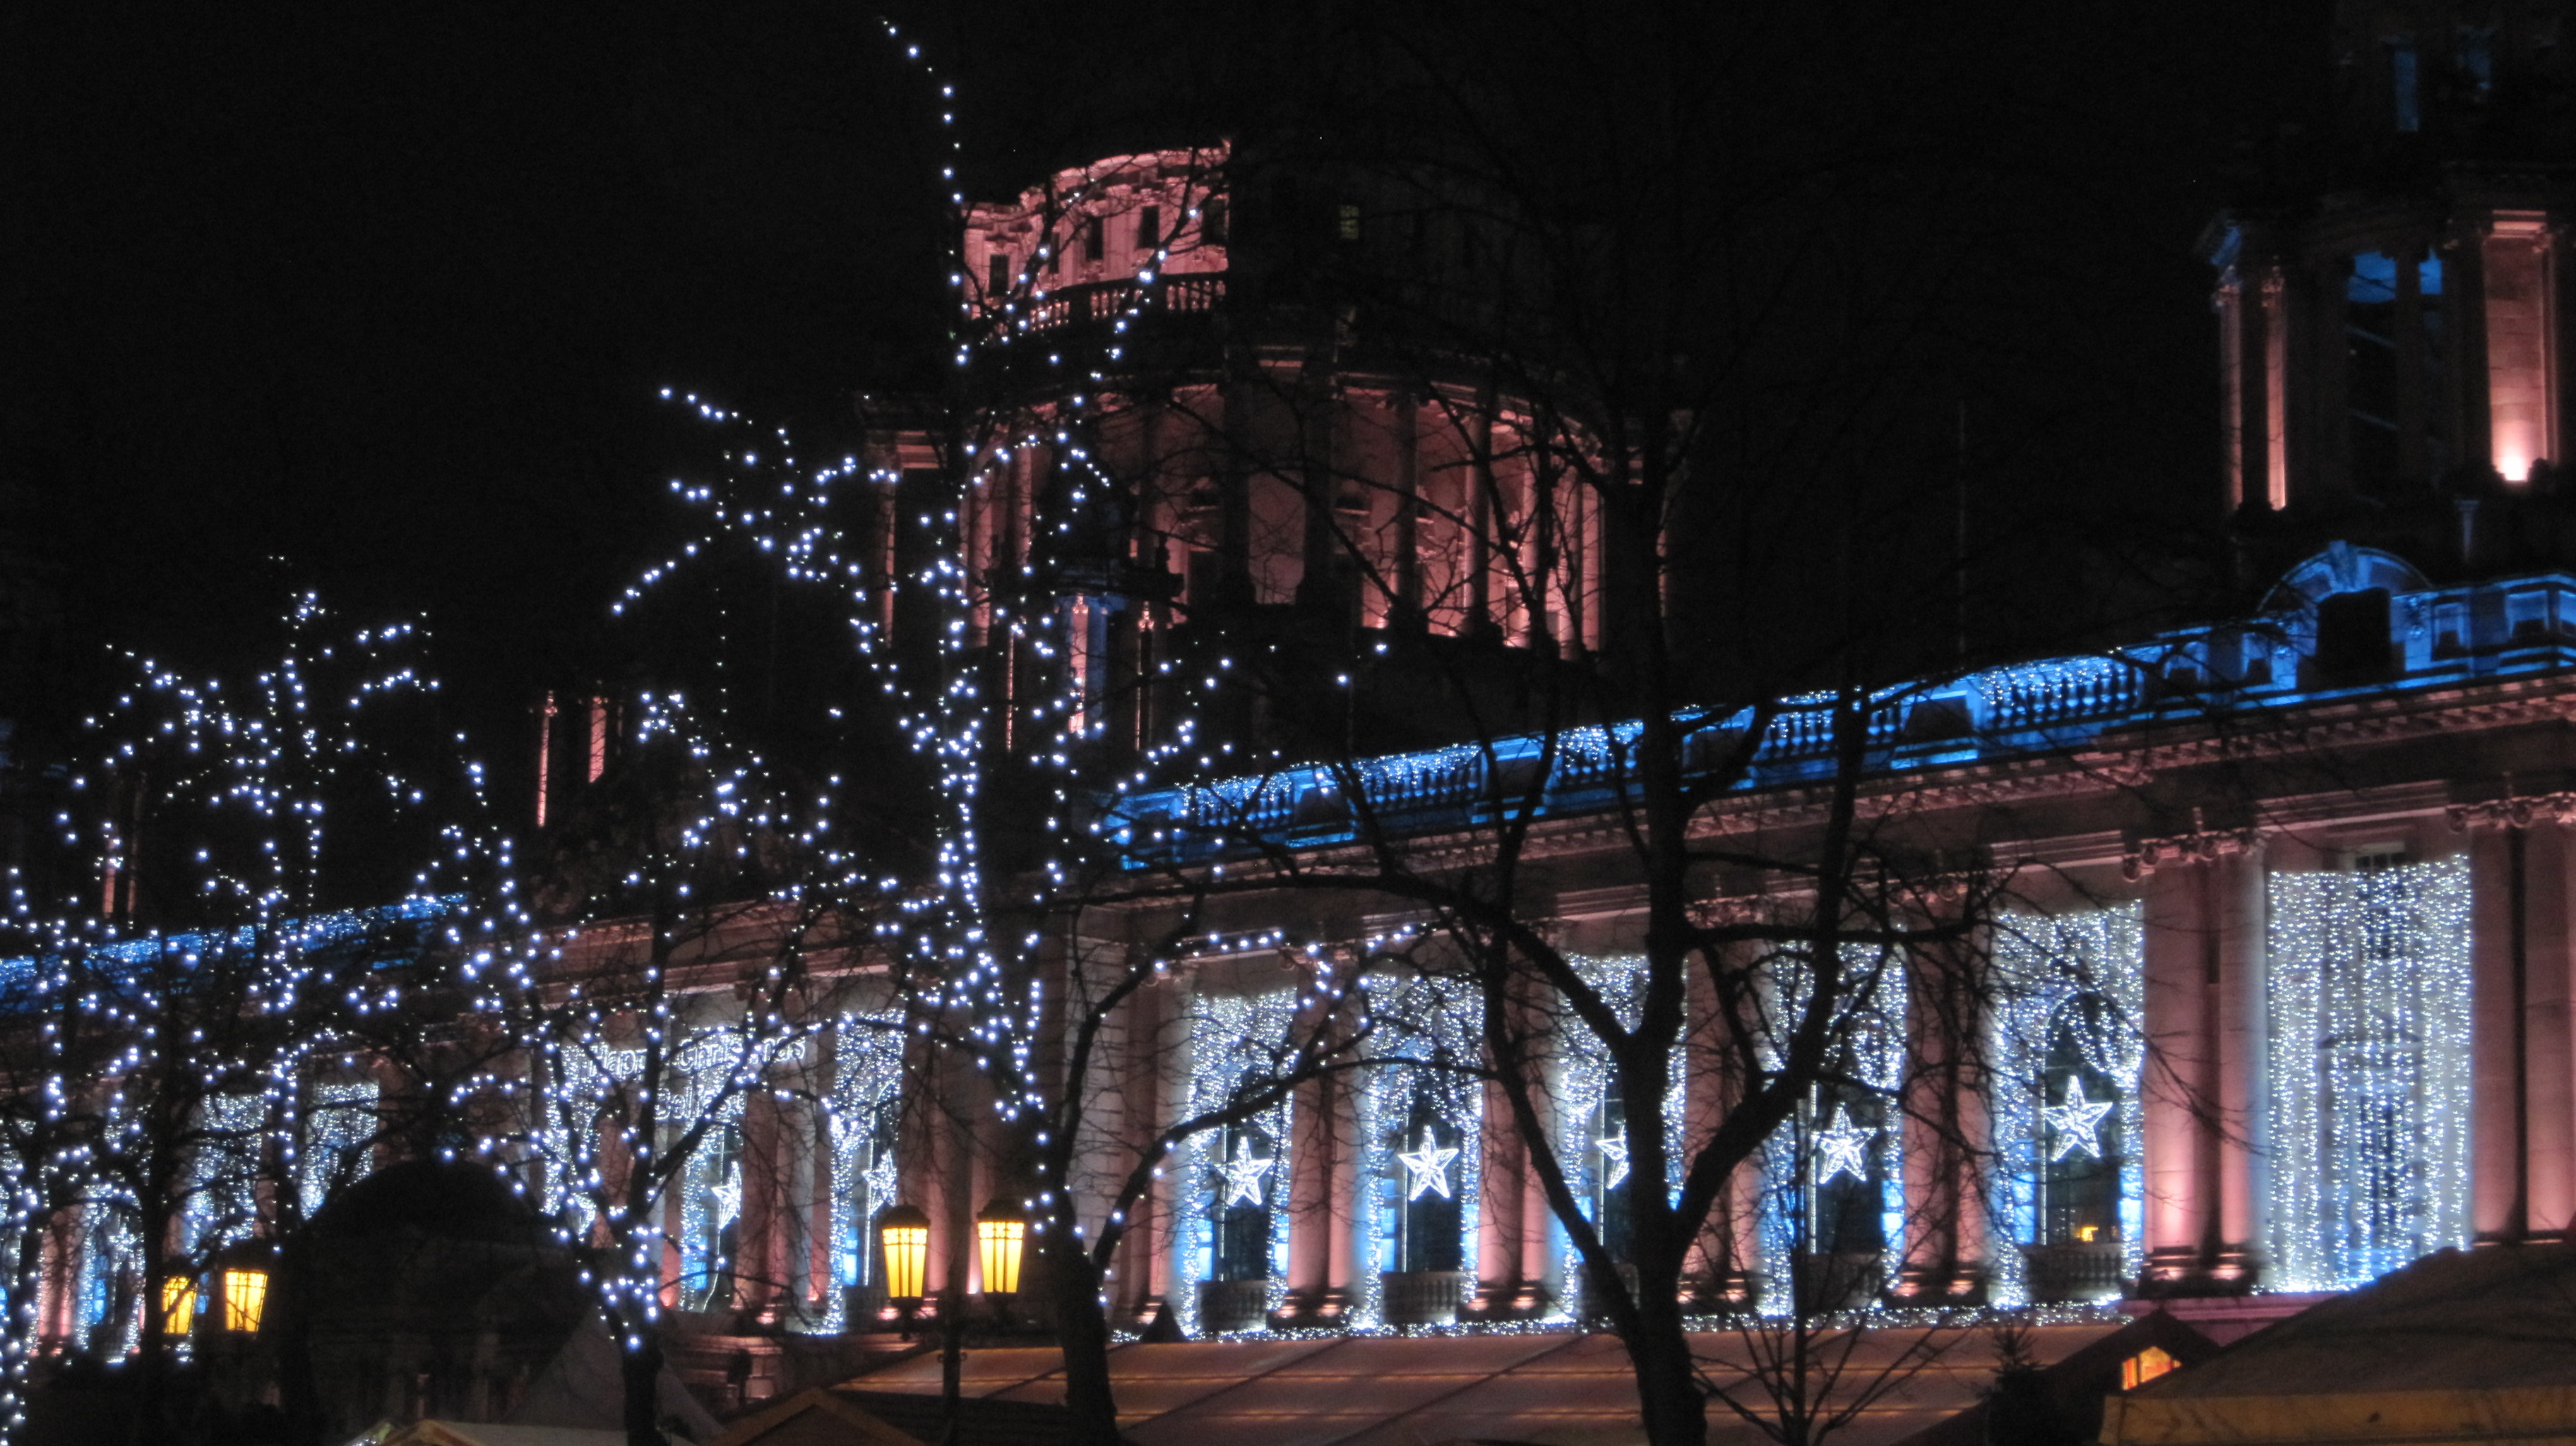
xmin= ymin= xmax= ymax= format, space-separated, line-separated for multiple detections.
xmin=2211 ymin=1 xmax=2576 ymax=581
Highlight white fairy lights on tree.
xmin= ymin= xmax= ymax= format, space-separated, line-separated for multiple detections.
xmin=0 ymin=594 xmax=478 ymax=1441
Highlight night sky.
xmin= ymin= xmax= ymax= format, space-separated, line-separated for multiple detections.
xmin=4 ymin=1 xmax=2333 ymax=785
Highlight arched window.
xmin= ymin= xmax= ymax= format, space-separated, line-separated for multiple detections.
xmin=1556 ymin=956 xmax=1686 ymax=1298
xmin=681 ymin=1118 xmax=744 ymax=1310
xmin=824 ymin=1017 xmax=904 ymax=1330
xmin=1209 ymin=1117 xmax=1280 ymax=1284
xmin=1361 ymin=972 xmax=1480 ymax=1326
xmin=2038 ymin=996 xmax=2125 ymax=1248
xmin=1176 ymin=988 xmax=1297 ymax=1335
xmin=1991 ymin=906 xmax=2144 ymax=1306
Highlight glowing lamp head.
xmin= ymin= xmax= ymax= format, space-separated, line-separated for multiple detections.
xmin=221 ymin=1268 xmax=268 ymax=1332
xmin=213 ymin=1241 xmax=271 ymax=1333
xmin=877 ymin=1204 xmax=931 ymax=1302
xmin=159 ymin=1276 xmax=197 ymax=1338
xmin=975 ymin=1198 xmax=1027 ymax=1296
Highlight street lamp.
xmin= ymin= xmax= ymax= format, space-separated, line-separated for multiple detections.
xmin=213 ymin=1241 xmax=271 ymax=1334
xmin=877 ymin=1203 xmax=931 ymax=1303
xmin=158 ymin=1276 xmax=196 ymax=1339
xmin=975 ymin=1199 xmax=1027 ymax=1296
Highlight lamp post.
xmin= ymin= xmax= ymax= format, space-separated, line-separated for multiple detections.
xmin=211 ymin=1240 xmax=273 ymax=1334
xmin=158 ymin=1276 xmax=198 ymax=1342
xmin=974 ymin=1198 xmax=1026 ymax=1301
xmin=876 ymin=1203 xmax=931 ymax=1336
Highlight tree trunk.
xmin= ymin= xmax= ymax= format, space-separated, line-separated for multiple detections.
xmin=621 ymin=1315 xmax=665 ymax=1446
xmin=274 ymin=1253 xmax=326 ymax=1446
xmin=1046 ymin=1239 xmax=1123 ymax=1446
xmin=1625 ymin=1310 xmax=1709 ymax=1446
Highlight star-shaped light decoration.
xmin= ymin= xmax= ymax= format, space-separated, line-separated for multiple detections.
xmin=1813 ymin=1106 xmax=1873 ymax=1185
xmin=861 ymin=1149 xmax=898 ymax=1215
xmin=2042 ymin=1077 xmax=2116 ymax=1161
xmin=1216 ymin=1145 xmax=1275 ymax=1207
xmin=1396 ymin=1128 xmax=1460 ymax=1201
xmin=1595 ymin=1131 xmax=1630 ymax=1191
xmin=710 ymin=1161 xmax=744 ymax=1229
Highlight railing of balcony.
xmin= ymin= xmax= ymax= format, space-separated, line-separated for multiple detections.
xmin=1101 ymin=572 xmax=2576 ymax=866
xmin=1005 ymin=274 xmax=1227 ymax=337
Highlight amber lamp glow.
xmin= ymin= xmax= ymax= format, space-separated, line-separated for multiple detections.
xmin=220 ymin=1267 xmax=267 ymax=1332
xmin=212 ymin=1240 xmax=271 ymax=1333
xmin=975 ymin=1198 xmax=1027 ymax=1296
xmin=158 ymin=1277 xmax=196 ymax=1337
xmin=878 ymin=1204 xmax=931 ymax=1301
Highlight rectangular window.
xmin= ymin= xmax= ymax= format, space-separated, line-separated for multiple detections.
xmin=1201 ymin=197 xmax=1227 ymax=246
xmin=1337 ymin=202 xmax=1362 ymax=242
xmin=1084 ymin=215 xmax=1105 ymax=263
xmin=2392 ymin=40 xmax=2422 ymax=131
xmin=1138 ymin=205 xmax=1161 ymax=251
xmin=986 ymin=252 xmax=1010 ymax=298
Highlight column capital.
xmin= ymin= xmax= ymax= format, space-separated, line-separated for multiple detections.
xmin=2447 ymin=791 xmax=2576 ymax=832
xmin=2122 ymin=818 xmax=2260 ymax=880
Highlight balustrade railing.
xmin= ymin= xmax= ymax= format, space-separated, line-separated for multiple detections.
xmin=1108 ymin=572 xmax=2576 ymax=866
xmin=2021 ymin=1241 xmax=2125 ymax=1303
xmin=1010 ymin=274 xmax=1228 ymax=336
xmin=1198 ymin=1278 xmax=1272 ymax=1333
xmin=1378 ymin=1269 xmax=1469 ymax=1326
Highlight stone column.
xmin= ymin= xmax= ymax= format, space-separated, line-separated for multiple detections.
xmin=1895 ymin=912 xmax=1989 ymax=1305
xmin=2138 ymin=856 xmax=2214 ymax=1286
xmin=1279 ymin=1072 xmax=1336 ymax=1324
xmin=1469 ymin=1072 xmax=1525 ymax=1317
xmin=2531 ymin=821 xmax=2576 ymax=1236
xmin=1681 ymin=938 xmax=1760 ymax=1308
xmin=2213 ymin=845 xmax=2267 ymax=1284
xmin=2466 ymin=823 xmax=2527 ymax=1240
xmin=2128 ymin=823 xmax=2263 ymax=1291
xmin=2452 ymin=796 xmax=2576 ymax=1240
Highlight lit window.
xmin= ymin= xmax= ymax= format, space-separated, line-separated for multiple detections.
xmin=2390 ymin=40 xmax=2421 ymax=132
xmin=2122 ymin=1345 xmax=2178 ymax=1390
xmin=1337 ymin=202 xmax=1362 ymax=242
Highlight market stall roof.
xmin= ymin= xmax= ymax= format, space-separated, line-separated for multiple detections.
xmin=2105 ymin=1243 xmax=2576 ymax=1446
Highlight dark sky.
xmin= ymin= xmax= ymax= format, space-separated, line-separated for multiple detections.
xmin=2 ymin=1 xmax=2332 ymax=779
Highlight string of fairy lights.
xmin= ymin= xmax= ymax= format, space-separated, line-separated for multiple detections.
xmin=1755 ymin=944 xmax=1907 ymax=1313
xmin=1987 ymin=906 xmax=2146 ymax=1306
xmin=0 ymin=595 xmax=477 ymax=1431
xmin=1172 ymin=989 xmax=1301 ymax=1336
xmin=2264 ymin=859 xmax=2474 ymax=1290
xmin=1354 ymin=973 xmax=1483 ymax=1327
xmin=0 ymin=34 xmax=2520 ymax=1428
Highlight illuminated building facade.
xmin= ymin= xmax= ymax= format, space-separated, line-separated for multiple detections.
xmin=32 ymin=4 xmax=2576 ymax=1430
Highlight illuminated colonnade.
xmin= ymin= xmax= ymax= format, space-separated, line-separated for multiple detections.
xmin=35 ymin=734 xmax=2576 ymax=1341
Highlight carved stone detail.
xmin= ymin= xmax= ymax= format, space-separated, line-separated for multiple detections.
xmin=2447 ymin=791 xmax=2576 ymax=831
xmin=2122 ymin=810 xmax=2260 ymax=880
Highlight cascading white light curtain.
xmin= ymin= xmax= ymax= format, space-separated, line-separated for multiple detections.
xmin=2265 ymin=858 xmax=2473 ymax=1290
xmin=1356 ymin=972 xmax=1482 ymax=1327
xmin=296 ymin=1079 xmax=381 ymax=1218
xmin=1171 ymin=987 xmax=1299 ymax=1337
xmin=1554 ymin=955 xmax=1687 ymax=1314
xmin=1988 ymin=904 xmax=2145 ymax=1305
xmin=1755 ymin=943 xmax=1906 ymax=1313
xmin=821 ymin=1015 xmax=905 ymax=1331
